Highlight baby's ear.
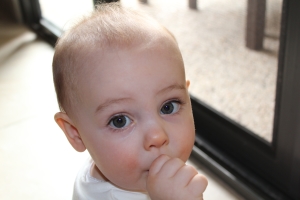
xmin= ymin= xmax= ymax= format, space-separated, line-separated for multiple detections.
xmin=186 ymin=80 xmax=190 ymax=89
xmin=54 ymin=112 xmax=86 ymax=152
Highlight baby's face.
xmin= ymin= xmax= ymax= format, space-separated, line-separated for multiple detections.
xmin=73 ymin=39 xmax=195 ymax=191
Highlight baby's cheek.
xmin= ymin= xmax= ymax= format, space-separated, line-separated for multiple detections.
xmin=177 ymin=134 xmax=195 ymax=161
xmin=121 ymin=155 xmax=140 ymax=172
xmin=110 ymin=150 xmax=141 ymax=177
xmin=110 ymin=153 xmax=145 ymax=189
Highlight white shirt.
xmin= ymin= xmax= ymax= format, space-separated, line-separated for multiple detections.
xmin=72 ymin=159 xmax=151 ymax=200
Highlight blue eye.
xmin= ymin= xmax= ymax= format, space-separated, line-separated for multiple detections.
xmin=109 ymin=115 xmax=131 ymax=129
xmin=160 ymin=101 xmax=180 ymax=115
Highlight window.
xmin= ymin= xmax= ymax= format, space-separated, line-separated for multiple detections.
xmin=191 ymin=1 xmax=300 ymax=199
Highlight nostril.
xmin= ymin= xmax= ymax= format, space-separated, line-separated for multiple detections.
xmin=148 ymin=140 xmax=167 ymax=149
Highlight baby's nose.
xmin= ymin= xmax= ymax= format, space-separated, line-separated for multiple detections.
xmin=143 ymin=120 xmax=169 ymax=150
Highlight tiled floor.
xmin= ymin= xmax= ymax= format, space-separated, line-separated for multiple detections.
xmin=0 ymin=20 xmax=244 ymax=199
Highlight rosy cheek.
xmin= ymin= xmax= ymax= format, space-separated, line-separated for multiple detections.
xmin=119 ymin=153 xmax=140 ymax=173
xmin=108 ymin=149 xmax=140 ymax=175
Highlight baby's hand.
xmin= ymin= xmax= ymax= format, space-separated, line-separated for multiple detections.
xmin=146 ymin=155 xmax=208 ymax=200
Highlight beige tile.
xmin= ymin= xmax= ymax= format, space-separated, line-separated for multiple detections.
xmin=0 ymin=27 xmax=90 ymax=199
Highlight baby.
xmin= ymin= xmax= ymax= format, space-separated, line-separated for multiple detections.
xmin=52 ymin=2 xmax=207 ymax=200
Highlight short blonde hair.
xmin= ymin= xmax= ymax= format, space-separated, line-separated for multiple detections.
xmin=52 ymin=2 xmax=178 ymax=114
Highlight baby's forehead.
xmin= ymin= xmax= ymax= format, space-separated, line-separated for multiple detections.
xmin=78 ymin=39 xmax=178 ymax=80
xmin=75 ymin=37 xmax=185 ymax=101
xmin=72 ymin=23 xmax=179 ymax=66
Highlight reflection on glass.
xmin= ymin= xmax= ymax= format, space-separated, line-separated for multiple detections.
xmin=121 ymin=0 xmax=282 ymax=142
xmin=39 ymin=0 xmax=94 ymax=30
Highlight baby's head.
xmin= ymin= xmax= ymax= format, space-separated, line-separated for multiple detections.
xmin=53 ymin=2 xmax=177 ymax=116
xmin=53 ymin=2 xmax=195 ymax=192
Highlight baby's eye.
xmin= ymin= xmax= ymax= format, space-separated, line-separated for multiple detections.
xmin=160 ymin=100 xmax=181 ymax=115
xmin=109 ymin=115 xmax=131 ymax=129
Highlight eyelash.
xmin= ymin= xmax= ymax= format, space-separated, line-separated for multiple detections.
xmin=106 ymin=98 xmax=186 ymax=132
xmin=162 ymin=99 xmax=185 ymax=114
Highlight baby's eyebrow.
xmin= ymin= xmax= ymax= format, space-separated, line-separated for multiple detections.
xmin=157 ymin=83 xmax=186 ymax=95
xmin=95 ymin=84 xmax=185 ymax=113
xmin=95 ymin=98 xmax=131 ymax=113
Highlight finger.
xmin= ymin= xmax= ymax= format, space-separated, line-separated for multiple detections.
xmin=148 ymin=154 xmax=171 ymax=175
xmin=187 ymin=174 xmax=208 ymax=197
xmin=158 ymin=157 xmax=185 ymax=178
xmin=173 ymin=164 xmax=199 ymax=187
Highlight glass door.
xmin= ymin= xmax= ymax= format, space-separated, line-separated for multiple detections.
xmin=188 ymin=0 xmax=281 ymax=143
xmin=190 ymin=0 xmax=300 ymax=199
